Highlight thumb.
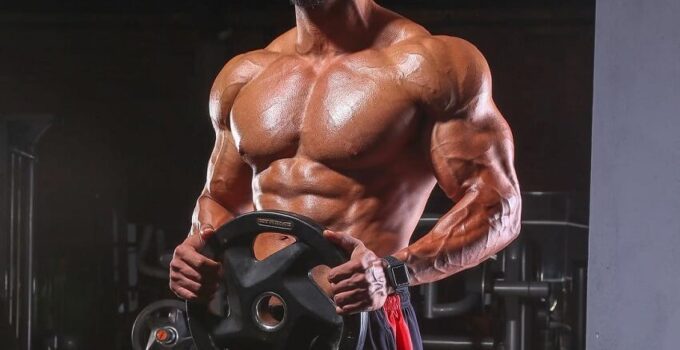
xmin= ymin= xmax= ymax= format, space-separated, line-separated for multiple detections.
xmin=324 ymin=230 xmax=361 ymax=254
xmin=188 ymin=224 xmax=216 ymax=250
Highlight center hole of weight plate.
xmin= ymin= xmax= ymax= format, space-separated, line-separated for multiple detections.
xmin=253 ymin=292 xmax=287 ymax=332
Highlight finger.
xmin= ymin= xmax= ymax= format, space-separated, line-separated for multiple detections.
xmin=171 ymin=285 xmax=199 ymax=301
xmin=174 ymin=240 xmax=216 ymax=266
xmin=181 ymin=250 xmax=221 ymax=274
xmin=184 ymin=225 xmax=216 ymax=250
xmin=333 ymin=288 xmax=368 ymax=308
xmin=199 ymin=225 xmax=216 ymax=245
xmin=183 ymin=232 xmax=205 ymax=250
xmin=327 ymin=260 xmax=363 ymax=284
xmin=338 ymin=300 xmax=372 ymax=315
xmin=330 ymin=274 xmax=369 ymax=295
xmin=170 ymin=274 xmax=202 ymax=294
xmin=171 ymin=276 xmax=219 ymax=302
xmin=323 ymin=230 xmax=361 ymax=255
xmin=170 ymin=259 xmax=203 ymax=283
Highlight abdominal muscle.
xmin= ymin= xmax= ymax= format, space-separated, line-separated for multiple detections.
xmin=249 ymin=156 xmax=436 ymax=259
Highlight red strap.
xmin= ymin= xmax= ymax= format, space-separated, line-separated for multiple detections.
xmin=382 ymin=294 xmax=413 ymax=350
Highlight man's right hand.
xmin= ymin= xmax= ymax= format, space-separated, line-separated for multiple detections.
xmin=169 ymin=227 xmax=222 ymax=302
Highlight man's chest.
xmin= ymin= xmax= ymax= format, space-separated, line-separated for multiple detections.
xmin=230 ymin=56 xmax=423 ymax=170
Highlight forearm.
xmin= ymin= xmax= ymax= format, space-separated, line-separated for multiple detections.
xmin=189 ymin=191 xmax=250 ymax=236
xmin=393 ymin=188 xmax=521 ymax=285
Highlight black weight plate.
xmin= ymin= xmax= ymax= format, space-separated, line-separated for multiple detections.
xmin=187 ymin=210 xmax=367 ymax=350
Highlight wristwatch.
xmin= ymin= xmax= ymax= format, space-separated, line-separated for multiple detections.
xmin=382 ymin=256 xmax=410 ymax=291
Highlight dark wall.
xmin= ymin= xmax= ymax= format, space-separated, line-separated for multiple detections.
xmin=0 ymin=15 xmax=217 ymax=347
xmin=587 ymin=0 xmax=680 ymax=349
xmin=424 ymin=11 xmax=594 ymax=192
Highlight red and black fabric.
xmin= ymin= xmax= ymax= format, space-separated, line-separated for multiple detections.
xmin=359 ymin=289 xmax=423 ymax=350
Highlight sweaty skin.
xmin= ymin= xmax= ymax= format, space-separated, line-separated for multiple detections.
xmin=170 ymin=0 xmax=521 ymax=315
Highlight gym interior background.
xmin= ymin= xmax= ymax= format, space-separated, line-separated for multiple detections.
xmin=2 ymin=0 xmax=597 ymax=349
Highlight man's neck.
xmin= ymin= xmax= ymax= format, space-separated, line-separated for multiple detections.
xmin=294 ymin=0 xmax=376 ymax=56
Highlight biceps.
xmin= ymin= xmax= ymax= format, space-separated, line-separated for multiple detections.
xmin=204 ymin=130 xmax=253 ymax=210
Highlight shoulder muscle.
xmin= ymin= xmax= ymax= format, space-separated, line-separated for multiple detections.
xmin=209 ymin=50 xmax=277 ymax=129
xmin=415 ymin=36 xmax=492 ymax=120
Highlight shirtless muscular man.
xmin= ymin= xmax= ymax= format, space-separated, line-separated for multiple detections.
xmin=169 ymin=1 xmax=521 ymax=349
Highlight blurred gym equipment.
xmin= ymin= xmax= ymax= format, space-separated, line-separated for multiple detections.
xmin=1 ymin=115 xmax=53 ymax=350
xmin=131 ymin=299 xmax=195 ymax=350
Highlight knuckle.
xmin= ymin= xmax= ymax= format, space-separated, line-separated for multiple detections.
xmin=170 ymin=259 xmax=181 ymax=270
xmin=334 ymin=281 xmax=346 ymax=291
xmin=179 ymin=265 xmax=197 ymax=278
xmin=192 ymin=272 xmax=205 ymax=283
xmin=334 ymin=293 xmax=344 ymax=303
xmin=178 ymin=270 xmax=192 ymax=281
xmin=174 ymin=245 xmax=187 ymax=256
xmin=185 ymin=283 xmax=200 ymax=293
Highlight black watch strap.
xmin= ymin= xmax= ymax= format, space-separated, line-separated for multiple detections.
xmin=383 ymin=256 xmax=410 ymax=291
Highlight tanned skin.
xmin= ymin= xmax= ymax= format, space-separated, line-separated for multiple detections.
xmin=170 ymin=0 xmax=521 ymax=316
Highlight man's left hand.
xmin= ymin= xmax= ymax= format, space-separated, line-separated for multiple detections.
xmin=324 ymin=230 xmax=388 ymax=315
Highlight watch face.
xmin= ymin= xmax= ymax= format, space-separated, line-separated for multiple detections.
xmin=393 ymin=265 xmax=409 ymax=286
